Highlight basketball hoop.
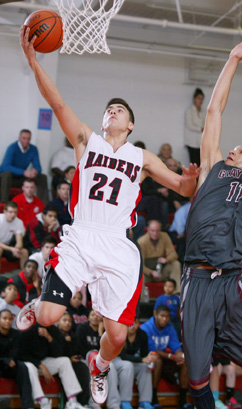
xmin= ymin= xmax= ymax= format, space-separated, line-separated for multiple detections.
xmin=53 ymin=0 xmax=125 ymax=55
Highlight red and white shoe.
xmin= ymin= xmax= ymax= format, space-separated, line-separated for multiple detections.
xmin=225 ymin=397 xmax=241 ymax=409
xmin=16 ymin=298 xmax=38 ymax=331
xmin=87 ymin=350 xmax=110 ymax=405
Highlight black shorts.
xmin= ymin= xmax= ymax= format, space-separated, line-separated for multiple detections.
xmin=2 ymin=250 xmax=18 ymax=262
xmin=41 ymin=266 xmax=72 ymax=306
xmin=180 ymin=265 xmax=242 ymax=386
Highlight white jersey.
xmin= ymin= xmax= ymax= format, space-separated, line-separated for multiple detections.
xmin=69 ymin=132 xmax=143 ymax=229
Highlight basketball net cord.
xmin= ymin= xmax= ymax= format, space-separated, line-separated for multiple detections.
xmin=53 ymin=0 xmax=125 ymax=55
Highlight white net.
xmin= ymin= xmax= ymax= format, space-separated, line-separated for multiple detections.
xmin=53 ymin=0 xmax=125 ymax=55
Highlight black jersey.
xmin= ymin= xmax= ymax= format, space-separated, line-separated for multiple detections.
xmin=185 ymin=160 xmax=242 ymax=269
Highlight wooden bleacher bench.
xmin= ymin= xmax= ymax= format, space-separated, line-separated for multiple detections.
xmin=0 ymin=376 xmax=65 ymax=409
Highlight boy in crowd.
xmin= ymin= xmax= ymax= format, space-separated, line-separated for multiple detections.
xmin=7 ymin=259 xmax=41 ymax=308
xmin=154 ymin=279 xmax=181 ymax=342
xmin=0 ymin=309 xmax=34 ymax=409
xmin=141 ymin=305 xmax=191 ymax=409
xmin=119 ymin=317 xmax=158 ymax=409
xmin=0 ymin=201 xmax=28 ymax=272
xmin=0 ymin=283 xmax=21 ymax=328
xmin=66 ymin=291 xmax=89 ymax=329
xmin=13 ymin=178 xmax=44 ymax=229
xmin=29 ymin=236 xmax=57 ymax=279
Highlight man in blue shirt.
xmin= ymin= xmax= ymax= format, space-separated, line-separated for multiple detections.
xmin=141 ymin=305 xmax=191 ymax=409
xmin=0 ymin=129 xmax=48 ymax=203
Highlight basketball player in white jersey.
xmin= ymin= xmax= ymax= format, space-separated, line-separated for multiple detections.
xmin=17 ymin=26 xmax=200 ymax=405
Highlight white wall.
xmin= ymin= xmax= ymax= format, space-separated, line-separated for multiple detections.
xmin=1 ymin=34 xmax=242 ymax=178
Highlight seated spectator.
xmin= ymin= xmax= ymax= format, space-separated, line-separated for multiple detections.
xmin=49 ymin=181 xmax=72 ymax=226
xmin=29 ymin=236 xmax=57 ymax=279
xmin=0 ymin=283 xmax=21 ymax=329
xmin=24 ymin=205 xmax=61 ymax=254
xmin=64 ymin=166 xmax=75 ymax=185
xmin=66 ymin=291 xmax=89 ymax=329
xmin=137 ymin=220 xmax=181 ymax=294
xmin=141 ymin=305 xmax=191 ymax=409
xmin=119 ymin=317 xmax=157 ymax=409
xmin=157 ymin=143 xmax=173 ymax=164
xmin=18 ymin=322 xmax=85 ymax=409
xmin=13 ymin=178 xmax=45 ymax=229
xmin=168 ymin=200 xmax=191 ymax=265
xmin=0 ymin=129 xmax=48 ymax=203
xmin=0 ymin=309 xmax=34 ymax=409
xmin=154 ymin=279 xmax=181 ymax=342
xmin=7 ymin=259 xmax=41 ymax=308
xmin=210 ymin=357 xmax=241 ymax=409
xmin=51 ymin=137 xmax=75 ymax=197
xmin=57 ymin=312 xmax=92 ymax=408
xmin=0 ymin=201 xmax=28 ymax=272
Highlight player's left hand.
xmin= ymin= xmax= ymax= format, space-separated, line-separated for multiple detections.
xmin=181 ymin=163 xmax=201 ymax=180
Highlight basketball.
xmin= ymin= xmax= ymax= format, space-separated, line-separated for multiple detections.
xmin=24 ymin=10 xmax=63 ymax=53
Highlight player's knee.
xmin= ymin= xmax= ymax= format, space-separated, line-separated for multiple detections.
xmin=36 ymin=301 xmax=66 ymax=326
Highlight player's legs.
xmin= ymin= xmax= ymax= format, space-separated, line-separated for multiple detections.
xmin=17 ymin=267 xmax=72 ymax=330
xmin=181 ymin=268 xmax=216 ymax=409
xmin=100 ymin=317 xmax=128 ymax=361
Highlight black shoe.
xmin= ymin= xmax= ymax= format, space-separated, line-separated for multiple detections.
xmin=153 ymin=404 xmax=163 ymax=409
xmin=0 ymin=399 xmax=11 ymax=409
xmin=178 ymin=403 xmax=193 ymax=409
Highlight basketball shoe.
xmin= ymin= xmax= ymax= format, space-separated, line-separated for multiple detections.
xmin=225 ymin=397 xmax=241 ymax=409
xmin=87 ymin=350 xmax=110 ymax=404
xmin=16 ymin=298 xmax=38 ymax=330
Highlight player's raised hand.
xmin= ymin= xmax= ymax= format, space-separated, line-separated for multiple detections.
xmin=20 ymin=25 xmax=36 ymax=63
xmin=181 ymin=163 xmax=201 ymax=180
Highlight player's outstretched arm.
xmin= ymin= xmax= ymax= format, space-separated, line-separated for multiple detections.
xmin=142 ymin=150 xmax=200 ymax=197
xmin=200 ymin=43 xmax=242 ymax=181
xmin=20 ymin=25 xmax=92 ymax=155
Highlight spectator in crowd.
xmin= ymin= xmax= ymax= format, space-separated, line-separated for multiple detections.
xmin=141 ymin=305 xmax=191 ymax=409
xmin=166 ymin=158 xmax=182 ymax=174
xmin=0 ymin=309 xmax=34 ymax=409
xmin=184 ymin=88 xmax=206 ymax=166
xmin=64 ymin=166 xmax=76 ymax=185
xmin=168 ymin=200 xmax=192 ymax=265
xmin=137 ymin=220 xmax=181 ymax=293
xmin=29 ymin=236 xmax=57 ymax=279
xmin=154 ymin=279 xmax=181 ymax=342
xmin=49 ymin=181 xmax=72 ymax=226
xmin=13 ymin=178 xmax=44 ymax=229
xmin=0 ymin=283 xmax=21 ymax=329
xmin=0 ymin=129 xmax=49 ymax=203
xmin=18 ymin=322 xmax=86 ymax=409
xmin=210 ymin=357 xmax=241 ymax=409
xmin=51 ymin=137 xmax=75 ymax=197
xmin=57 ymin=312 xmax=92 ymax=408
xmin=7 ymin=259 xmax=41 ymax=309
xmin=66 ymin=291 xmax=89 ymax=329
xmin=119 ymin=317 xmax=158 ymax=409
xmin=0 ymin=201 xmax=28 ymax=272
xmin=157 ymin=144 xmax=173 ymax=164
xmin=24 ymin=205 xmax=61 ymax=254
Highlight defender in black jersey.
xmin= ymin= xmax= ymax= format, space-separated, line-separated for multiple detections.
xmin=180 ymin=43 xmax=242 ymax=409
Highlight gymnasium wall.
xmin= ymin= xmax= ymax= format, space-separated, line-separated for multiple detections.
xmin=1 ymin=34 xmax=242 ymax=179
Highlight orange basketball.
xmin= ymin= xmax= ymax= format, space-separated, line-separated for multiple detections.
xmin=24 ymin=10 xmax=63 ymax=53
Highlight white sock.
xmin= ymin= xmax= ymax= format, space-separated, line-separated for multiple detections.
xmin=95 ymin=352 xmax=110 ymax=371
